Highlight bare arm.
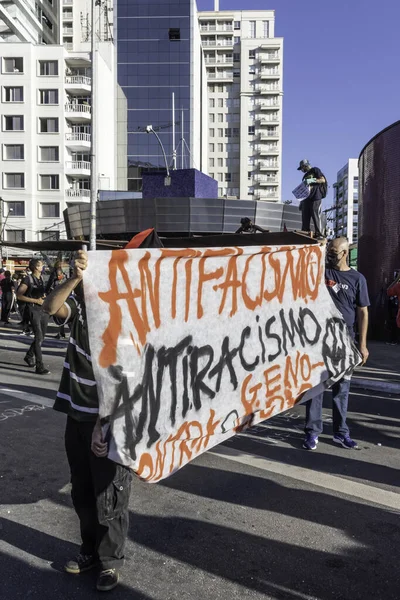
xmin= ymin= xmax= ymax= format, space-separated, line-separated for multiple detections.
xmin=42 ymin=250 xmax=88 ymax=319
xmin=387 ymin=274 xmax=400 ymax=296
xmin=357 ymin=306 xmax=369 ymax=365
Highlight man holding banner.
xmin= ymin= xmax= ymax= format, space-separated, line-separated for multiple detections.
xmin=43 ymin=250 xmax=131 ymax=593
xmin=303 ymin=237 xmax=369 ymax=451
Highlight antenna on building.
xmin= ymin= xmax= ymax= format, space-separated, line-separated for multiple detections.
xmin=214 ymin=0 xmax=220 ymax=11
xmin=172 ymin=93 xmax=177 ymax=170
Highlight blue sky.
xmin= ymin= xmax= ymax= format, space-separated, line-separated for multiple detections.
xmin=197 ymin=0 xmax=400 ymax=206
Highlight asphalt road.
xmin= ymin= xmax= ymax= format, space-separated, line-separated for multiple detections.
xmin=0 ymin=322 xmax=399 ymax=600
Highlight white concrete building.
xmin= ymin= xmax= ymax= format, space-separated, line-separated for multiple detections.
xmin=198 ymin=4 xmax=283 ymax=201
xmin=0 ymin=41 xmax=126 ymax=243
xmin=61 ymin=0 xmax=113 ymax=52
xmin=0 ymin=0 xmax=59 ymax=44
xmin=332 ymin=159 xmax=359 ymax=244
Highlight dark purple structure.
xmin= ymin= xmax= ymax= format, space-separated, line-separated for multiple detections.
xmin=358 ymin=120 xmax=400 ymax=339
xmin=142 ymin=169 xmax=218 ymax=199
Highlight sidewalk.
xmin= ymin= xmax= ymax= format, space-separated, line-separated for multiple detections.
xmin=353 ymin=340 xmax=400 ymax=394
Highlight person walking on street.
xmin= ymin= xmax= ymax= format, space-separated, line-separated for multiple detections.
xmin=0 ymin=270 xmax=16 ymax=324
xmin=42 ymin=250 xmax=131 ymax=593
xmin=303 ymin=237 xmax=370 ymax=451
xmin=387 ymin=271 xmax=400 ymax=344
xmin=46 ymin=261 xmax=67 ymax=339
xmin=17 ymin=259 xmax=50 ymax=375
xmin=297 ymin=159 xmax=327 ymax=238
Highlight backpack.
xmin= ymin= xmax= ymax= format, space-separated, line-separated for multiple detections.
xmin=320 ymin=173 xmax=328 ymax=199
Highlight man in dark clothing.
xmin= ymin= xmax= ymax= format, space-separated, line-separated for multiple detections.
xmin=297 ymin=159 xmax=327 ymax=237
xmin=17 ymin=259 xmax=50 ymax=375
xmin=0 ymin=271 xmax=16 ymax=324
xmin=43 ymin=250 xmax=131 ymax=593
xmin=303 ymin=237 xmax=370 ymax=451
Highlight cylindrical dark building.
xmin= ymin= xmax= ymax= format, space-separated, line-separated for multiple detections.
xmin=358 ymin=120 xmax=400 ymax=339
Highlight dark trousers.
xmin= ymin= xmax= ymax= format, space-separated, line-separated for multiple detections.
xmin=301 ymin=198 xmax=322 ymax=236
xmin=1 ymin=293 xmax=13 ymax=322
xmin=25 ymin=306 xmax=49 ymax=368
xmin=65 ymin=417 xmax=132 ymax=570
xmin=304 ymin=377 xmax=351 ymax=436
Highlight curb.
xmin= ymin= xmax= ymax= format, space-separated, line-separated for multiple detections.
xmin=351 ymin=377 xmax=400 ymax=395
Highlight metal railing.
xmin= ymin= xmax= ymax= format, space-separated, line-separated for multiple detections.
xmin=65 ymin=103 xmax=91 ymax=114
xmin=258 ymin=160 xmax=279 ymax=168
xmin=258 ymin=116 xmax=279 ymax=123
xmin=205 ymin=58 xmax=233 ymax=64
xmin=66 ymin=161 xmax=91 ymax=171
xmin=259 ymin=53 xmax=280 ymax=61
xmin=207 ymin=72 xmax=233 ymax=79
xmin=254 ymin=175 xmax=278 ymax=183
xmin=65 ymin=132 xmax=91 ymax=143
xmin=66 ymin=189 xmax=90 ymax=198
xmin=202 ymin=40 xmax=233 ymax=47
xmin=65 ymin=75 xmax=91 ymax=86
xmin=201 ymin=25 xmax=233 ymax=32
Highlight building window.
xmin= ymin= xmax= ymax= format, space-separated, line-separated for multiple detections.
xmin=39 ymin=117 xmax=59 ymax=133
xmin=209 ymin=98 xmax=215 ymax=108
xmin=6 ymin=229 xmax=25 ymax=243
xmin=40 ymin=202 xmax=60 ymax=218
xmin=3 ymin=115 xmax=24 ymax=131
xmin=234 ymin=36 xmax=240 ymax=44
xmin=217 ymin=85 xmax=224 ymax=93
xmin=249 ymin=21 xmax=256 ymax=38
xmin=39 ymin=60 xmax=58 ymax=76
xmin=218 ymin=173 xmax=223 ymax=182
xmin=40 ymin=230 xmax=60 ymax=241
xmin=217 ymin=98 xmax=223 ymax=108
xmin=234 ymin=21 xmax=241 ymax=30
xmin=3 ymin=144 xmax=24 ymax=160
xmin=233 ymin=53 xmax=240 ymax=62
xmin=263 ymin=21 xmax=270 ymax=38
xmin=248 ymin=171 xmax=253 ymax=180
xmin=218 ymin=158 xmax=223 ymax=167
xmin=233 ymin=127 xmax=240 ymax=137
xmin=249 ymin=67 xmax=256 ymax=75
xmin=209 ymin=158 xmax=214 ymax=168
xmin=4 ymin=201 xmax=25 ymax=216
xmin=39 ymin=175 xmax=60 ymax=190
xmin=4 ymin=173 xmax=24 ymax=189
xmin=3 ymin=57 xmax=23 ymax=73
xmin=218 ymin=113 xmax=224 ymax=122
xmin=225 ymin=173 xmax=232 ymax=182
xmin=225 ymin=128 xmax=232 ymax=137
xmin=248 ymin=125 xmax=255 ymax=135
xmin=209 ymin=128 xmax=215 ymax=138
xmin=39 ymin=146 xmax=59 ymax=162
xmin=169 ymin=28 xmax=180 ymax=41
xmin=233 ymin=71 xmax=240 ymax=77
xmin=3 ymin=87 xmax=24 ymax=102
xmin=39 ymin=89 xmax=59 ymax=105
xmin=218 ymin=128 xmax=223 ymax=137
xmin=218 ymin=143 xmax=223 ymax=152
xmin=209 ymin=113 xmax=215 ymax=122
xmin=249 ymin=50 xmax=256 ymax=59
xmin=209 ymin=143 xmax=214 ymax=153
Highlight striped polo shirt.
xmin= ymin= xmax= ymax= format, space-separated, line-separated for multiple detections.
xmin=53 ymin=296 xmax=99 ymax=422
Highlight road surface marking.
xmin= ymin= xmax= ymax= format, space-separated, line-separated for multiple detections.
xmin=212 ymin=445 xmax=400 ymax=511
xmin=0 ymin=388 xmax=54 ymax=408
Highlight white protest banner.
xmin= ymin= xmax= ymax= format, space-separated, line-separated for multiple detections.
xmin=292 ymin=182 xmax=310 ymax=201
xmin=83 ymin=243 xmax=361 ymax=482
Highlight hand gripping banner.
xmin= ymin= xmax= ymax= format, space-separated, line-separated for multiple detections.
xmin=83 ymin=242 xmax=361 ymax=482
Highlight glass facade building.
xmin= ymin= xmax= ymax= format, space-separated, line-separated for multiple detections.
xmin=115 ymin=0 xmax=207 ymax=191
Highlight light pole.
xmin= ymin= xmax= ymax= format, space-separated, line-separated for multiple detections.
xmin=146 ymin=125 xmax=171 ymax=186
xmin=0 ymin=203 xmax=13 ymax=267
xmin=89 ymin=0 xmax=100 ymax=251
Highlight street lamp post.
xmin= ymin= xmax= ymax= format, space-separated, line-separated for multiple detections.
xmin=0 ymin=201 xmax=13 ymax=268
xmin=146 ymin=125 xmax=171 ymax=186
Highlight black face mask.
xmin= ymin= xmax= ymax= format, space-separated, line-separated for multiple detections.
xmin=326 ymin=252 xmax=342 ymax=268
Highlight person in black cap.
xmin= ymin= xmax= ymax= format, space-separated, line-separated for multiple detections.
xmin=297 ymin=159 xmax=327 ymax=238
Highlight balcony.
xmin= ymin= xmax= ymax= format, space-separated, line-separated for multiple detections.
xmin=255 ymin=84 xmax=281 ymax=94
xmin=63 ymin=0 xmax=73 ymax=4
xmin=258 ymin=160 xmax=279 ymax=169
xmin=205 ymin=57 xmax=233 ymax=65
xmin=258 ymin=131 xmax=279 ymax=142
xmin=259 ymin=53 xmax=280 ymax=64
xmin=65 ymin=161 xmax=91 ymax=177
xmin=254 ymin=193 xmax=279 ymax=202
xmin=65 ymin=75 xmax=91 ymax=93
xmin=66 ymin=188 xmax=90 ymax=200
xmin=254 ymin=175 xmax=279 ymax=185
xmin=257 ymin=114 xmax=280 ymax=124
xmin=200 ymin=25 xmax=233 ymax=32
xmin=202 ymin=39 xmax=233 ymax=48
xmin=207 ymin=71 xmax=233 ymax=81
xmin=65 ymin=103 xmax=91 ymax=122
xmin=255 ymin=100 xmax=280 ymax=110
xmin=65 ymin=132 xmax=91 ymax=151
xmin=63 ymin=27 xmax=73 ymax=35
xmin=259 ymin=69 xmax=280 ymax=80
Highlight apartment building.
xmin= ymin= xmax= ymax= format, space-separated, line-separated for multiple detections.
xmin=332 ymin=159 xmax=359 ymax=244
xmin=61 ymin=0 xmax=113 ymax=51
xmin=198 ymin=5 xmax=283 ymax=201
xmin=0 ymin=41 xmax=126 ymax=243
xmin=0 ymin=0 xmax=59 ymax=44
